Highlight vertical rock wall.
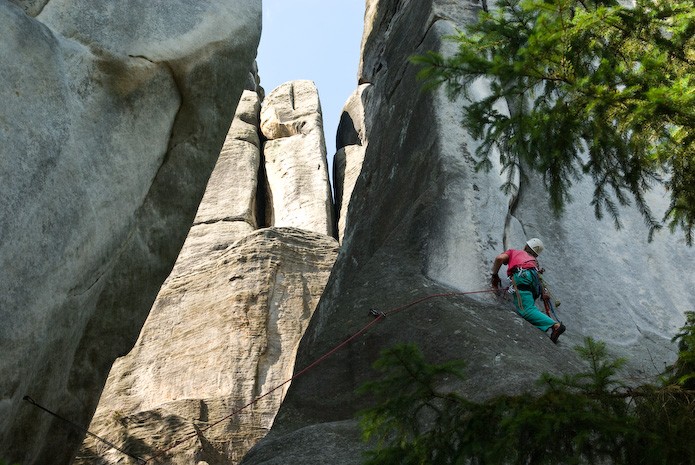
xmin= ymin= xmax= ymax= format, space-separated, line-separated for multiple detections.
xmin=260 ymin=81 xmax=336 ymax=237
xmin=333 ymin=83 xmax=371 ymax=243
xmin=76 ymin=84 xmax=338 ymax=465
xmin=0 ymin=2 xmax=261 ymax=464
xmin=77 ymin=230 xmax=337 ymax=465
xmin=241 ymin=1 xmax=695 ymax=464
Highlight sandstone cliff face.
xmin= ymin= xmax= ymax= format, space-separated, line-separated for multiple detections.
xmin=333 ymin=84 xmax=371 ymax=243
xmin=261 ymin=81 xmax=335 ymax=237
xmin=76 ymin=85 xmax=338 ymax=465
xmin=77 ymin=229 xmax=337 ymax=465
xmin=4 ymin=1 xmax=694 ymax=464
xmin=241 ymin=1 xmax=695 ymax=464
xmin=0 ymin=2 xmax=261 ymax=464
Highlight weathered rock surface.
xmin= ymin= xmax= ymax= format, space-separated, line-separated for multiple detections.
xmin=261 ymin=81 xmax=335 ymax=236
xmin=170 ymin=90 xmax=263 ymax=277
xmin=241 ymin=1 xmax=695 ymax=464
xmin=334 ymin=84 xmax=371 ymax=243
xmin=3 ymin=0 xmax=692 ymax=463
xmin=240 ymin=420 xmax=369 ymax=465
xmin=0 ymin=1 xmax=261 ymax=464
xmin=76 ymin=83 xmax=338 ymax=465
xmin=77 ymin=227 xmax=338 ymax=465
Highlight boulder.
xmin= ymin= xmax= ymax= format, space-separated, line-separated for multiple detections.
xmin=0 ymin=1 xmax=261 ymax=463
xmin=239 ymin=420 xmax=369 ymax=465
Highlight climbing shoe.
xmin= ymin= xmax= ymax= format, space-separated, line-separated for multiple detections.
xmin=550 ymin=323 xmax=566 ymax=344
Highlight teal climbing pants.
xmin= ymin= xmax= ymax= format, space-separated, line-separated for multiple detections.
xmin=511 ymin=270 xmax=556 ymax=332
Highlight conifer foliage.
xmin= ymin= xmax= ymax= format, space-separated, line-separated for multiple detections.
xmin=411 ymin=0 xmax=695 ymax=244
xmin=359 ymin=313 xmax=695 ymax=464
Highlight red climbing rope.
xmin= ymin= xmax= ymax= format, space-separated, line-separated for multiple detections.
xmin=28 ymin=286 xmax=499 ymax=464
xmin=143 ymin=310 xmax=387 ymax=463
xmin=142 ymin=286 xmax=498 ymax=462
xmin=382 ymin=289 xmax=502 ymax=317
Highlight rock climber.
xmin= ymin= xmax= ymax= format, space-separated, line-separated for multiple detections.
xmin=490 ymin=238 xmax=566 ymax=343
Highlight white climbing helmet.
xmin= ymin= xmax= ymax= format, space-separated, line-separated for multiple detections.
xmin=526 ymin=238 xmax=544 ymax=256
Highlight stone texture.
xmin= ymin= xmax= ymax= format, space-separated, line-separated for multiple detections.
xmin=192 ymin=91 xmax=261 ymax=228
xmin=239 ymin=420 xmax=369 ymax=465
xmin=0 ymin=1 xmax=261 ymax=464
xmin=260 ymin=80 xmax=322 ymax=140
xmin=336 ymin=84 xmax=371 ymax=150
xmin=333 ymin=145 xmax=366 ymax=243
xmin=3 ymin=0 xmax=691 ymax=464
xmin=7 ymin=0 xmax=48 ymax=16
xmin=76 ymin=85 xmax=338 ymax=465
xmin=174 ymin=89 xmax=263 ymax=276
xmin=76 ymin=227 xmax=338 ymax=465
xmin=334 ymin=84 xmax=371 ymax=243
xmin=241 ymin=1 xmax=695 ymax=464
xmin=260 ymin=81 xmax=335 ymax=236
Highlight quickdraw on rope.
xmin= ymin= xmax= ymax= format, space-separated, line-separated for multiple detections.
xmin=24 ymin=286 xmax=499 ymax=464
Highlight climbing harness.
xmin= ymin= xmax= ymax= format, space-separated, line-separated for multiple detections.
xmin=508 ymin=268 xmax=564 ymax=324
xmin=24 ymin=286 xmax=500 ymax=464
xmin=509 ymin=268 xmax=541 ymax=316
xmin=510 ymin=268 xmax=542 ymax=298
xmin=510 ymin=273 xmax=525 ymax=312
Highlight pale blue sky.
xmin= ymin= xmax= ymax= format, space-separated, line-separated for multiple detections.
xmin=257 ymin=0 xmax=365 ymax=159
